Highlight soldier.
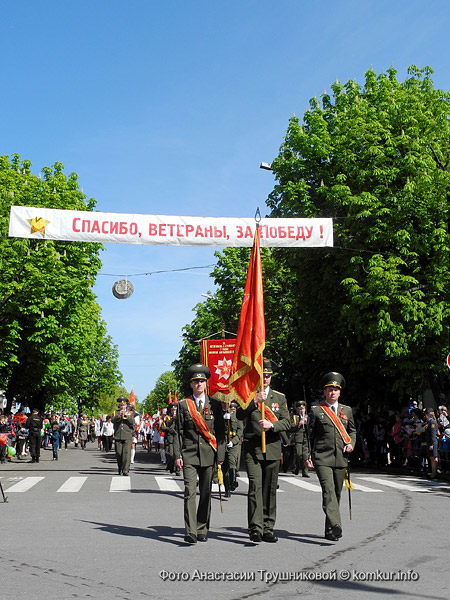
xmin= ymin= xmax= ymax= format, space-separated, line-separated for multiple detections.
xmin=236 ymin=358 xmax=290 ymax=543
xmin=161 ymin=402 xmax=180 ymax=475
xmin=281 ymin=409 xmax=296 ymax=474
xmin=26 ymin=408 xmax=43 ymax=463
xmin=222 ymin=399 xmax=244 ymax=496
xmin=306 ymin=372 xmax=356 ymax=541
xmin=111 ymin=398 xmax=135 ymax=476
xmin=174 ymin=364 xmax=225 ymax=544
xmin=292 ymin=401 xmax=310 ymax=477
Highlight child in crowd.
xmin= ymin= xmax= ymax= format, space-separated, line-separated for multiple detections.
xmin=50 ymin=424 xmax=60 ymax=461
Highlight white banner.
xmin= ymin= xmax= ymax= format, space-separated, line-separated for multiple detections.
xmin=9 ymin=206 xmax=333 ymax=248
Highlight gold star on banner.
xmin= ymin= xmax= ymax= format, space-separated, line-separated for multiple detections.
xmin=28 ymin=216 xmax=50 ymax=235
xmin=214 ymin=356 xmax=232 ymax=381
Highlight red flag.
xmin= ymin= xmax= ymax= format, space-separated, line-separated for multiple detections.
xmin=229 ymin=227 xmax=265 ymax=409
xmin=168 ymin=390 xmax=172 ymax=404
xmin=129 ymin=388 xmax=136 ymax=408
xmin=173 ymin=391 xmax=178 ymax=403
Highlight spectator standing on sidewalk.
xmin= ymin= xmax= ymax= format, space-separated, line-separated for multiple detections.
xmin=425 ymin=408 xmax=439 ymax=479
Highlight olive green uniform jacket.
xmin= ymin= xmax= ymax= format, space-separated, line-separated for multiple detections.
xmin=308 ymin=403 xmax=356 ymax=467
xmin=236 ymin=389 xmax=291 ymax=460
xmin=111 ymin=413 xmax=135 ymax=440
xmin=173 ymin=396 xmax=226 ymax=466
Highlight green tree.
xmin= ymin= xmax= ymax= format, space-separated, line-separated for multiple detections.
xmin=94 ymin=384 xmax=131 ymax=417
xmin=142 ymin=371 xmax=180 ymax=416
xmin=267 ymin=65 xmax=450 ymax=407
xmin=0 ymin=154 xmax=123 ymax=412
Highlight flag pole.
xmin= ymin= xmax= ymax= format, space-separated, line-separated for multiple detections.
xmin=261 ymin=367 xmax=266 ymax=453
xmin=254 ymin=211 xmax=266 ymax=455
xmin=229 ymin=208 xmax=266 ymax=453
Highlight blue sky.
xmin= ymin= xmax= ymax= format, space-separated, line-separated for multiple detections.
xmin=2 ymin=1 xmax=449 ymax=403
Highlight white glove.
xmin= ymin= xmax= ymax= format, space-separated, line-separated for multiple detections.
xmin=227 ymin=441 xmax=233 ymax=448
xmin=223 ymin=413 xmax=231 ymax=420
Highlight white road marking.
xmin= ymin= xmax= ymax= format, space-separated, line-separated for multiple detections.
xmin=57 ymin=476 xmax=87 ymax=492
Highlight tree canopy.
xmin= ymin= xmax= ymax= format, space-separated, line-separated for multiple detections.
xmin=0 ymin=154 xmax=123 ymax=413
xmin=175 ymin=65 xmax=450 ymax=410
xmin=142 ymin=371 xmax=180 ymax=416
xmin=267 ymin=65 xmax=450 ymax=408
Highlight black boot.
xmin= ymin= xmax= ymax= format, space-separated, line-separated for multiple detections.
xmin=229 ymin=468 xmax=238 ymax=490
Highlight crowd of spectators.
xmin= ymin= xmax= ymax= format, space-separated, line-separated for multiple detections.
xmin=0 ymin=411 xmax=118 ymax=462
xmin=0 ymin=409 xmax=160 ymax=464
xmin=352 ymin=404 xmax=450 ymax=477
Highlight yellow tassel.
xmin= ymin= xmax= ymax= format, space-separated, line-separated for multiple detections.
xmin=345 ymin=471 xmax=354 ymax=491
xmin=217 ymin=464 xmax=223 ymax=486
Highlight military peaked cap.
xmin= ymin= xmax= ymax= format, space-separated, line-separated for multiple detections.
xmin=320 ymin=372 xmax=346 ymax=390
xmin=187 ymin=363 xmax=211 ymax=381
xmin=263 ymin=358 xmax=273 ymax=374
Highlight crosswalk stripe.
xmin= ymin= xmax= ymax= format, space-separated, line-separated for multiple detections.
xmin=57 ymin=477 xmax=87 ymax=492
xmin=155 ymin=476 xmax=182 ymax=491
xmin=357 ymin=477 xmax=418 ymax=492
xmin=5 ymin=477 xmax=45 ymax=492
xmin=351 ymin=481 xmax=383 ymax=493
xmin=237 ymin=475 xmax=285 ymax=492
xmin=110 ymin=476 xmax=131 ymax=492
xmin=279 ymin=475 xmax=322 ymax=492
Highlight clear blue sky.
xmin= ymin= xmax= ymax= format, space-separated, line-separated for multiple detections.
xmin=2 ymin=1 xmax=449 ymax=403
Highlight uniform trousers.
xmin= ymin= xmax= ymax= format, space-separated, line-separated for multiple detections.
xmin=315 ymin=465 xmax=346 ymax=534
xmin=245 ymin=452 xmax=279 ymax=535
xmin=115 ymin=439 xmax=132 ymax=474
xmin=28 ymin=431 xmax=41 ymax=459
xmin=294 ymin=441 xmax=309 ymax=474
xmin=227 ymin=445 xmax=241 ymax=470
xmin=182 ymin=463 xmax=214 ymax=537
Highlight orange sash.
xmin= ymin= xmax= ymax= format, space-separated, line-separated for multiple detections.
xmin=320 ymin=403 xmax=351 ymax=445
xmin=256 ymin=402 xmax=278 ymax=423
xmin=186 ymin=398 xmax=218 ymax=452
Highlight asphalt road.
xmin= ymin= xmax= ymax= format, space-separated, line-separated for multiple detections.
xmin=1 ymin=442 xmax=448 ymax=600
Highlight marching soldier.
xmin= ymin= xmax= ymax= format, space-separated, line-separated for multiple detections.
xmin=174 ymin=364 xmax=225 ymax=544
xmin=292 ymin=401 xmax=310 ymax=477
xmin=306 ymin=372 xmax=356 ymax=541
xmin=112 ymin=397 xmax=135 ymax=476
xmin=281 ymin=409 xmax=296 ymax=473
xmin=236 ymin=358 xmax=290 ymax=543
xmin=222 ymin=399 xmax=244 ymax=496
xmin=161 ymin=401 xmax=180 ymax=475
